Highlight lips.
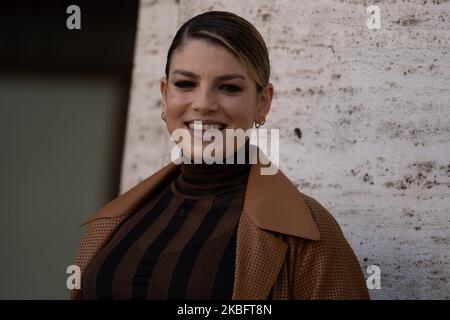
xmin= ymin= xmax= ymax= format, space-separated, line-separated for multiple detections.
xmin=184 ymin=120 xmax=226 ymax=131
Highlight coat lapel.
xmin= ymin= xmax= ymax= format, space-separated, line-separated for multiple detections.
xmin=80 ymin=161 xmax=180 ymax=225
xmin=231 ymin=146 xmax=320 ymax=299
xmin=242 ymin=146 xmax=320 ymax=240
xmin=80 ymin=144 xmax=321 ymax=299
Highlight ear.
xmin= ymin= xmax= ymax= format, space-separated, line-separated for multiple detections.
xmin=256 ymin=83 xmax=274 ymax=120
xmin=160 ymin=76 xmax=168 ymax=113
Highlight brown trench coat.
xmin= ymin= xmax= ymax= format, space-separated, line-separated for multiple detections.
xmin=70 ymin=147 xmax=370 ymax=300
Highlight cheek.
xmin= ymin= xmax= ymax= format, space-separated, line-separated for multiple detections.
xmin=223 ymin=100 xmax=255 ymax=128
xmin=166 ymin=91 xmax=188 ymax=117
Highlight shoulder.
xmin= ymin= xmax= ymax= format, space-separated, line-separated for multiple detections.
xmin=289 ymin=193 xmax=370 ymax=299
xmin=300 ymin=193 xmax=348 ymax=242
xmin=290 ymin=191 xmax=361 ymax=269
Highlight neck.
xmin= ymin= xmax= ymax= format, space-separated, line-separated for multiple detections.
xmin=171 ymin=140 xmax=252 ymax=198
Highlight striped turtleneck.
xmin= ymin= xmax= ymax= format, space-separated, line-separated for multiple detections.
xmin=80 ymin=140 xmax=252 ymax=300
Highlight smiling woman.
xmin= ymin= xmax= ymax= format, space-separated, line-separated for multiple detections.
xmin=70 ymin=10 xmax=370 ymax=300
xmin=160 ymin=34 xmax=272 ymax=160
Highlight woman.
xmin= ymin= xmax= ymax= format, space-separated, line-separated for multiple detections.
xmin=71 ymin=11 xmax=369 ymax=300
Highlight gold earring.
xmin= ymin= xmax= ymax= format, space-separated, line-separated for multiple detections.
xmin=255 ymin=119 xmax=265 ymax=128
xmin=161 ymin=112 xmax=166 ymax=121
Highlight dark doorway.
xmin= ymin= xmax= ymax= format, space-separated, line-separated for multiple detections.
xmin=0 ymin=0 xmax=139 ymax=298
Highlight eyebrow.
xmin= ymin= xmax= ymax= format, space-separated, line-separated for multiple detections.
xmin=172 ymin=69 xmax=246 ymax=81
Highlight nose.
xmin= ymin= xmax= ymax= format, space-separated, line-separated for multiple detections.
xmin=192 ymin=87 xmax=218 ymax=113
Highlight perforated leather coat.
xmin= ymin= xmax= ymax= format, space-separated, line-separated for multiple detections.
xmin=70 ymin=147 xmax=370 ymax=300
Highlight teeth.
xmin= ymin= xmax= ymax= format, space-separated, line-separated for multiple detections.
xmin=188 ymin=121 xmax=224 ymax=131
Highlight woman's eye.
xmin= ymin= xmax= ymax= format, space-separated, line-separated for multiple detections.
xmin=174 ymin=81 xmax=194 ymax=88
xmin=220 ymin=84 xmax=242 ymax=92
xmin=174 ymin=81 xmax=241 ymax=93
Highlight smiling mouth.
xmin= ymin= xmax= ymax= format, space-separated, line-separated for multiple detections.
xmin=185 ymin=120 xmax=227 ymax=131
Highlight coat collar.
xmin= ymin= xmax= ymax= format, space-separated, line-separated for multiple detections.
xmin=81 ymin=144 xmax=320 ymax=241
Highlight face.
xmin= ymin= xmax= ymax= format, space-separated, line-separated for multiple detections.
xmin=160 ymin=39 xmax=273 ymax=162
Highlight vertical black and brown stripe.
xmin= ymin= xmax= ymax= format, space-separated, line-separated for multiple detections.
xmin=80 ymin=158 xmax=251 ymax=300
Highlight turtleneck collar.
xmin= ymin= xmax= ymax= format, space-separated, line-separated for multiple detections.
xmin=170 ymin=139 xmax=252 ymax=199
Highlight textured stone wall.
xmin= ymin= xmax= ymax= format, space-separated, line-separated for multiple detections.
xmin=120 ymin=0 xmax=450 ymax=299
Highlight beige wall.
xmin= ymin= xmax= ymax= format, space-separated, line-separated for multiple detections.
xmin=121 ymin=0 xmax=450 ymax=299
